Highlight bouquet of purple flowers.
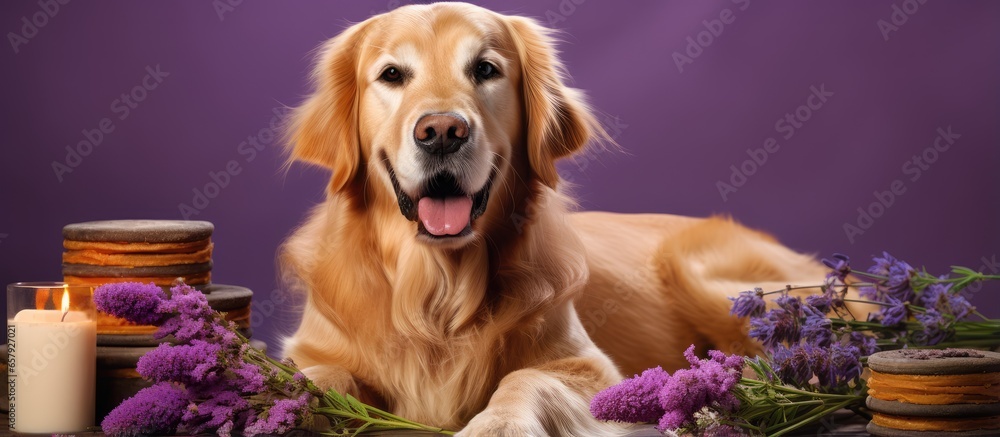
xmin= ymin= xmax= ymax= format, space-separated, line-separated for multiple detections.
xmin=591 ymin=253 xmax=1000 ymax=436
xmin=94 ymin=281 xmax=452 ymax=437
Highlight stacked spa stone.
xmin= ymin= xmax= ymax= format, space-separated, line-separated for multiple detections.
xmin=866 ymin=348 xmax=1000 ymax=436
xmin=60 ymin=219 xmax=258 ymax=420
xmin=63 ymin=219 xmax=215 ymax=289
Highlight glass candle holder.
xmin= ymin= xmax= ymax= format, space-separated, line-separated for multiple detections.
xmin=7 ymin=282 xmax=96 ymax=434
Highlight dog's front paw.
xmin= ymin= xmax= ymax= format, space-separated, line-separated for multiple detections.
xmin=457 ymin=409 xmax=547 ymax=437
xmin=300 ymin=364 xmax=359 ymax=395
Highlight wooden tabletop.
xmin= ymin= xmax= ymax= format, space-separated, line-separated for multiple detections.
xmin=2 ymin=411 xmax=869 ymax=436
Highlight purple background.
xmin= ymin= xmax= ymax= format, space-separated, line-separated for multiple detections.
xmin=2 ymin=1 xmax=998 ymax=349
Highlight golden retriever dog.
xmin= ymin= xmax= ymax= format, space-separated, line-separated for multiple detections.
xmin=281 ymin=3 xmax=827 ymax=435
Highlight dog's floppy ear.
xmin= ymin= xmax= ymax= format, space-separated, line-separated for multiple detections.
xmin=286 ymin=20 xmax=374 ymax=194
xmin=504 ymin=16 xmax=610 ymax=188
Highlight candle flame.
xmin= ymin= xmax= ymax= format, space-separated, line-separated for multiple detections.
xmin=61 ymin=289 xmax=71 ymax=312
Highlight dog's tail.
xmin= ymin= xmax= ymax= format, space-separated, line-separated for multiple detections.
xmin=652 ymin=216 xmax=831 ymax=358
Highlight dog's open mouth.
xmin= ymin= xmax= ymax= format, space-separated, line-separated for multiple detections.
xmin=383 ymin=155 xmax=492 ymax=239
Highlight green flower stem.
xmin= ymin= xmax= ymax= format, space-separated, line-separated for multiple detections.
xmin=735 ymin=374 xmax=866 ymax=437
xmin=768 ymin=398 xmax=857 ymax=437
xmin=220 ymin=314 xmax=454 ymax=435
xmin=841 ymin=298 xmax=890 ymax=307
xmin=719 ymin=418 xmax=761 ymax=432
xmin=312 ymin=407 xmax=454 ymax=435
xmin=310 ymin=385 xmax=454 ymax=435
xmin=740 ymin=379 xmax=860 ymax=400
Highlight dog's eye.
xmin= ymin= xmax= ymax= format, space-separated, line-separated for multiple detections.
xmin=474 ymin=61 xmax=499 ymax=82
xmin=379 ymin=66 xmax=403 ymax=84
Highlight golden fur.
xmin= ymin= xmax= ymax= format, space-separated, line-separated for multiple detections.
xmin=281 ymin=3 xmax=831 ymax=435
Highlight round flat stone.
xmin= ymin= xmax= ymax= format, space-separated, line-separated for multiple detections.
xmin=868 ymin=349 xmax=1000 ymax=375
xmin=867 ymin=396 xmax=1000 ymax=418
xmin=63 ymin=220 xmax=214 ymax=243
xmin=202 ymin=283 xmax=254 ymax=311
xmin=98 ymin=325 xmax=253 ymax=347
xmin=62 ymin=261 xmax=212 ymax=277
xmin=867 ymin=422 xmax=999 ymax=437
xmin=97 ymin=345 xmax=156 ymax=368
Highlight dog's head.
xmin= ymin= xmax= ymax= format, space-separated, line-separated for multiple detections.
xmin=288 ymin=3 xmax=604 ymax=247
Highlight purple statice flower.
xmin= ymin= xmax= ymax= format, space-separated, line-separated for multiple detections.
xmin=868 ymin=252 xmax=916 ymax=303
xmin=729 ymin=289 xmax=766 ymax=318
xmin=155 ymin=283 xmax=216 ymax=341
xmin=822 ymin=253 xmax=851 ymax=282
xmin=231 ymin=361 xmax=268 ymax=394
xmin=244 ymin=394 xmax=313 ymax=437
xmin=101 ymin=382 xmax=188 ymax=437
xmin=94 ymin=282 xmax=167 ymax=325
xmin=801 ymin=305 xmax=833 ymax=348
xmin=657 ymin=410 xmax=688 ymax=433
xmin=137 ymin=339 xmax=223 ymax=385
xmin=182 ymin=384 xmax=253 ymax=437
xmin=212 ymin=318 xmax=241 ymax=344
xmin=880 ymin=297 xmax=909 ymax=327
xmin=591 ymin=367 xmax=670 ymax=423
xmin=915 ymin=308 xmax=950 ymax=345
xmin=656 ymin=346 xmax=743 ymax=432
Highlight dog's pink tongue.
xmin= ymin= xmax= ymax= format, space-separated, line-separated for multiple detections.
xmin=418 ymin=196 xmax=473 ymax=236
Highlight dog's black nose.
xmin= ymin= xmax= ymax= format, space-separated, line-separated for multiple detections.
xmin=414 ymin=113 xmax=469 ymax=155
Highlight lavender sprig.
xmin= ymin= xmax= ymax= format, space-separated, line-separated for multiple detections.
xmin=744 ymin=253 xmax=1000 ymax=350
xmin=733 ymin=358 xmax=865 ymax=437
xmin=95 ymin=281 xmax=454 ymax=436
xmin=592 ymin=252 xmax=1000 ymax=436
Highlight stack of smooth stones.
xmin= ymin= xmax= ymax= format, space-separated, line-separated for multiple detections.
xmin=63 ymin=219 xmax=215 ymax=289
xmin=866 ymin=348 xmax=1000 ymax=436
xmin=60 ymin=219 xmax=258 ymax=420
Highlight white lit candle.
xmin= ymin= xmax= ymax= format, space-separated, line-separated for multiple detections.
xmin=8 ymin=289 xmax=97 ymax=433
